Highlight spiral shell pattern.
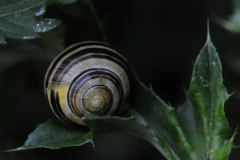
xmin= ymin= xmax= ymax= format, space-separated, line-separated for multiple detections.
xmin=44 ymin=42 xmax=131 ymax=126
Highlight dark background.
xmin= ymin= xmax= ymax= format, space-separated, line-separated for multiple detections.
xmin=1 ymin=0 xmax=239 ymax=159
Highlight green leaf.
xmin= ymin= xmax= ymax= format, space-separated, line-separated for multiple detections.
xmin=9 ymin=113 xmax=176 ymax=160
xmin=0 ymin=0 xmax=77 ymax=44
xmin=187 ymin=35 xmax=232 ymax=159
xmin=82 ymin=115 xmax=176 ymax=160
xmin=0 ymin=0 xmax=47 ymax=16
xmin=9 ymin=120 xmax=92 ymax=151
xmin=209 ymin=137 xmax=234 ymax=160
xmin=131 ymin=33 xmax=233 ymax=159
xmin=131 ymin=74 xmax=199 ymax=159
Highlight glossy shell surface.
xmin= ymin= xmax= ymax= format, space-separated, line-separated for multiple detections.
xmin=44 ymin=41 xmax=131 ymax=126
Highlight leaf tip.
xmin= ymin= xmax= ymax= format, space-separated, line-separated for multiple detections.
xmin=207 ymin=20 xmax=211 ymax=42
xmin=2 ymin=147 xmax=26 ymax=152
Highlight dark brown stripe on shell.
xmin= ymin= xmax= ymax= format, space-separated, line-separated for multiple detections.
xmin=53 ymin=53 xmax=130 ymax=83
xmin=45 ymin=42 xmax=117 ymax=88
xmin=68 ymin=69 xmax=123 ymax=116
xmin=50 ymin=89 xmax=80 ymax=128
xmin=45 ymin=45 xmax=130 ymax=87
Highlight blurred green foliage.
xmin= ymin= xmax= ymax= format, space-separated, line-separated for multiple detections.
xmin=0 ymin=0 xmax=240 ymax=160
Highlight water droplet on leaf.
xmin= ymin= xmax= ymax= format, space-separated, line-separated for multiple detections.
xmin=32 ymin=19 xmax=60 ymax=32
xmin=15 ymin=13 xmax=20 ymax=17
xmin=35 ymin=4 xmax=46 ymax=16
xmin=22 ymin=35 xmax=36 ymax=39
xmin=211 ymin=61 xmax=216 ymax=66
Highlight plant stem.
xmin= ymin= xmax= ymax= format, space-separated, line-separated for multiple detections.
xmin=88 ymin=0 xmax=109 ymax=44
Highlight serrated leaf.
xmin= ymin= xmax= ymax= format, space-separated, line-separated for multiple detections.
xmin=187 ymin=35 xmax=232 ymax=159
xmin=209 ymin=137 xmax=234 ymax=160
xmin=131 ymin=32 xmax=233 ymax=159
xmin=0 ymin=0 xmax=77 ymax=44
xmin=131 ymin=74 xmax=200 ymax=160
xmin=9 ymin=113 xmax=176 ymax=160
xmin=9 ymin=120 xmax=92 ymax=151
xmin=82 ymin=115 xmax=176 ymax=160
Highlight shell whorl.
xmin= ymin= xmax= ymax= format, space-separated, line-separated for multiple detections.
xmin=44 ymin=41 xmax=131 ymax=127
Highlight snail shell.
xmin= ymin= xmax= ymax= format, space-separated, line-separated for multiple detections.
xmin=44 ymin=41 xmax=131 ymax=127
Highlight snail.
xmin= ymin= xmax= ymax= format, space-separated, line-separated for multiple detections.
xmin=44 ymin=41 xmax=131 ymax=127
